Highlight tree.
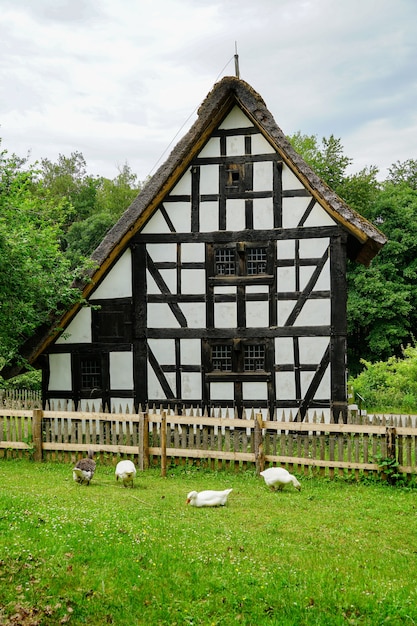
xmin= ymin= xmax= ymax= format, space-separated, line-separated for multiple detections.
xmin=347 ymin=181 xmax=417 ymax=373
xmin=39 ymin=152 xmax=100 ymax=225
xmin=0 ymin=145 xmax=85 ymax=366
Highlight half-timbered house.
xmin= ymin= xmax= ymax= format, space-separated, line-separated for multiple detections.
xmin=3 ymin=77 xmax=386 ymax=419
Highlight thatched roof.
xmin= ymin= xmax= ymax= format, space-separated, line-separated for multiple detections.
xmin=2 ymin=76 xmax=386 ymax=379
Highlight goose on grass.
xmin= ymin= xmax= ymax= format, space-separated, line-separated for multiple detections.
xmin=260 ymin=467 xmax=301 ymax=491
xmin=186 ymin=489 xmax=233 ymax=507
xmin=72 ymin=450 xmax=96 ymax=485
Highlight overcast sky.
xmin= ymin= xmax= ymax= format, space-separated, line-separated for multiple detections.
xmin=1 ymin=0 xmax=416 ymax=183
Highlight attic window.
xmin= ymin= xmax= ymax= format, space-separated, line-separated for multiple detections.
xmin=225 ymin=163 xmax=245 ymax=193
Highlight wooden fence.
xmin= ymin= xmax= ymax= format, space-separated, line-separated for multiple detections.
xmin=1 ymin=404 xmax=416 ymax=479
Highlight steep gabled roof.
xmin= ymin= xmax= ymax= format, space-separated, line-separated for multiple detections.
xmin=2 ymin=76 xmax=387 ymax=379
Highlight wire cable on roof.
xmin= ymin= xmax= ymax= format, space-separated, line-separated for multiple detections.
xmin=147 ymin=54 xmax=236 ymax=177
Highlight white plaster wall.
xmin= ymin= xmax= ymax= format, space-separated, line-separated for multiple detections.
xmin=199 ymin=201 xmax=219 ymax=232
xmin=110 ymin=398 xmax=134 ymax=413
xmin=210 ymin=381 xmax=234 ymax=400
xmin=214 ymin=302 xmax=236 ymax=328
xmin=56 ymin=307 xmax=92 ymax=344
xmin=226 ymin=199 xmax=246 ymax=231
xmin=242 ymin=382 xmax=268 ymax=400
xmin=142 ymin=210 xmax=172 ymax=234
xmin=181 ymin=269 xmax=206 ymax=294
xmin=226 ymin=135 xmax=245 ymax=156
xmin=180 ymin=302 xmax=206 ymax=328
xmin=275 ymin=337 xmax=294 ymax=363
xmin=294 ymin=299 xmax=331 ymax=326
xmin=147 ymin=243 xmax=176 ymax=263
xmin=170 ymin=169 xmax=191 ymax=195
xmin=180 ymin=338 xmax=201 ymax=364
xmin=282 ymin=197 xmax=312 ymax=229
xmin=90 ymin=249 xmax=132 ymax=300
xmin=147 ymin=268 xmax=177 ymax=294
xmin=147 ymin=366 xmax=177 ymax=399
xmin=199 ymin=164 xmax=219 ymax=195
xmin=253 ymin=161 xmax=273 ymax=191
xmin=299 ymin=237 xmax=329 ymax=258
xmin=219 ymin=106 xmax=253 ymax=129
xmin=275 ymin=372 xmax=296 ymax=399
xmin=300 ymin=260 xmax=330 ymax=291
xmin=251 ymin=133 xmax=275 ymax=155
xmin=246 ymin=300 xmax=269 ymax=327
xmin=181 ymin=242 xmax=205 ymax=263
xmin=110 ymin=352 xmax=134 ymax=390
xmin=277 ymin=300 xmax=297 ymax=326
xmin=181 ymin=372 xmax=201 ymax=399
xmin=301 ymin=369 xmax=330 ymax=399
xmin=298 ymin=337 xmax=329 ymax=363
xmin=147 ymin=303 xmax=180 ymax=328
xmin=277 ymin=240 xmax=295 ymax=259
xmin=148 ymin=338 xmax=175 ymax=364
xmin=48 ymin=353 xmax=72 ymax=390
xmin=278 ymin=266 xmax=296 ymax=292
xmin=198 ymin=137 xmax=221 ymax=158
xmin=214 ymin=286 xmax=236 ymax=295
xmin=253 ymin=198 xmax=273 ymax=230
xmin=281 ymin=165 xmax=304 ymax=190
xmin=163 ymin=202 xmax=191 ymax=233
xmin=304 ymin=202 xmax=336 ymax=227
xmin=314 ymin=365 xmax=331 ymax=397
xmin=246 ymin=285 xmax=269 ymax=294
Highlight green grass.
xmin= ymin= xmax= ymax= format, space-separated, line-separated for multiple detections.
xmin=1 ymin=460 xmax=416 ymax=625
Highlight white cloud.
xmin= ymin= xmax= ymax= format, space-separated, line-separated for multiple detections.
xmin=0 ymin=0 xmax=416 ymax=181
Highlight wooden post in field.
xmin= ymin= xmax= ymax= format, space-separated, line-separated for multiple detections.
xmin=138 ymin=412 xmax=149 ymax=471
xmin=254 ymin=412 xmax=265 ymax=475
xmin=32 ymin=409 xmax=43 ymax=462
xmin=161 ymin=412 xmax=167 ymax=477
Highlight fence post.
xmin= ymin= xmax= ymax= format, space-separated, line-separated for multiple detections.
xmin=254 ymin=412 xmax=265 ymax=475
xmin=386 ymin=427 xmax=397 ymax=459
xmin=161 ymin=412 xmax=167 ymax=477
xmin=32 ymin=409 xmax=43 ymax=462
xmin=138 ymin=412 xmax=149 ymax=471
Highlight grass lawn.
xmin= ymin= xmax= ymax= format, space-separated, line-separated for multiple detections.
xmin=0 ymin=459 xmax=416 ymax=625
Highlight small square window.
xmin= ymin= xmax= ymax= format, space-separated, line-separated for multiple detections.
xmin=211 ymin=345 xmax=232 ymax=371
xmin=244 ymin=345 xmax=265 ymax=371
xmin=247 ymin=247 xmax=267 ymax=275
xmin=215 ymin=248 xmax=235 ymax=275
xmin=80 ymin=358 xmax=102 ymax=391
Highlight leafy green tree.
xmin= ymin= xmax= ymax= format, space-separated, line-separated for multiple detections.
xmin=39 ymin=151 xmax=100 ymax=225
xmin=96 ymin=162 xmax=140 ymax=219
xmin=0 ymin=145 xmax=85 ymax=367
xmin=387 ymin=158 xmax=417 ymax=190
xmin=347 ymin=181 xmax=417 ymax=373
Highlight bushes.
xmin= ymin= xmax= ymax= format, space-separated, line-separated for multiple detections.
xmin=350 ymin=344 xmax=417 ymax=413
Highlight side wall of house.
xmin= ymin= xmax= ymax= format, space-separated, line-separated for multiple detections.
xmin=45 ymin=105 xmax=347 ymax=418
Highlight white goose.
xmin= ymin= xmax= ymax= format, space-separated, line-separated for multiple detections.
xmin=260 ymin=467 xmax=301 ymax=491
xmin=73 ymin=450 xmax=96 ymax=485
xmin=186 ymin=489 xmax=233 ymax=507
xmin=115 ymin=460 xmax=137 ymax=487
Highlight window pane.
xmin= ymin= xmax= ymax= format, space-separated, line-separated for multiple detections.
xmin=212 ymin=345 xmax=232 ymax=371
xmin=81 ymin=358 xmax=102 ymax=390
xmin=244 ymin=345 xmax=265 ymax=371
xmin=215 ymin=248 xmax=235 ymax=275
xmin=247 ymin=247 xmax=267 ymax=275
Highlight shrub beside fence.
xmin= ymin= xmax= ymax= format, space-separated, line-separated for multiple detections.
xmin=0 ymin=404 xmax=416 ymax=479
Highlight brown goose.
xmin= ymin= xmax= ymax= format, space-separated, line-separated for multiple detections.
xmin=73 ymin=450 xmax=96 ymax=485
